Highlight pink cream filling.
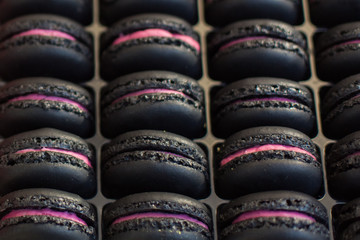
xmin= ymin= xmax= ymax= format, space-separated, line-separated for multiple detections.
xmin=112 ymin=28 xmax=200 ymax=53
xmin=112 ymin=212 xmax=208 ymax=230
xmin=333 ymin=39 xmax=360 ymax=49
xmin=12 ymin=29 xmax=76 ymax=41
xmin=16 ymin=147 xmax=92 ymax=168
xmin=112 ymin=89 xmax=191 ymax=104
xmin=8 ymin=94 xmax=88 ymax=112
xmin=220 ymin=36 xmax=269 ymax=51
xmin=2 ymin=209 xmax=87 ymax=226
xmin=234 ymin=97 xmax=298 ymax=104
xmin=233 ymin=210 xmax=315 ymax=224
xmin=220 ymin=144 xmax=317 ymax=167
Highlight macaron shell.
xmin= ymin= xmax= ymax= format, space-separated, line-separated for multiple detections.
xmin=101 ymin=71 xmax=205 ymax=139
xmin=100 ymin=14 xmax=201 ymax=80
xmin=322 ymin=74 xmax=360 ymax=139
xmin=0 ymin=0 xmax=92 ymax=25
xmin=103 ymin=192 xmax=211 ymax=240
xmin=0 ymin=128 xmax=96 ymax=198
xmin=216 ymin=127 xmax=322 ymax=199
xmin=0 ymin=14 xmax=94 ymax=82
xmin=0 ymin=188 xmax=96 ymax=240
xmin=326 ymin=131 xmax=360 ymax=200
xmin=212 ymin=78 xmax=315 ymax=138
xmin=0 ymin=223 xmax=95 ymax=240
xmin=208 ymin=20 xmax=309 ymax=82
xmin=0 ymin=78 xmax=94 ymax=138
xmin=206 ymin=0 xmax=303 ymax=26
xmin=310 ymin=0 xmax=360 ymax=27
xmin=316 ymin=22 xmax=360 ymax=82
xmin=101 ymin=130 xmax=209 ymax=199
xmin=219 ymin=191 xmax=329 ymax=240
xmin=100 ymin=0 xmax=197 ymax=25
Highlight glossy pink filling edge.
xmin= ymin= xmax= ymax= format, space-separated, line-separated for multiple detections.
xmin=220 ymin=36 xmax=269 ymax=51
xmin=112 ymin=89 xmax=191 ymax=104
xmin=332 ymin=39 xmax=360 ymax=49
xmin=232 ymin=210 xmax=315 ymax=224
xmin=2 ymin=209 xmax=87 ymax=226
xmin=112 ymin=212 xmax=208 ymax=230
xmin=8 ymin=94 xmax=88 ymax=112
xmin=220 ymin=144 xmax=317 ymax=167
xmin=234 ymin=97 xmax=298 ymax=104
xmin=112 ymin=28 xmax=200 ymax=53
xmin=16 ymin=147 xmax=92 ymax=168
xmin=12 ymin=29 xmax=76 ymax=41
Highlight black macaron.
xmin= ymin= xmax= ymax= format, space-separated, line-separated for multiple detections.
xmin=322 ymin=74 xmax=360 ymax=139
xmin=335 ymin=198 xmax=360 ymax=240
xmin=100 ymin=0 xmax=198 ymax=26
xmin=0 ymin=128 xmax=96 ymax=198
xmin=326 ymin=131 xmax=360 ymax=201
xmin=0 ymin=0 xmax=92 ymax=25
xmin=0 ymin=14 xmax=93 ymax=82
xmin=310 ymin=0 xmax=360 ymax=27
xmin=216 ymin=126 xmax=322 ymax=199
xmin=208 ymin=19 xmax=309 ymax=82
xmin=101 ymin=71 xmax=205 ymax=139
xmin=0 ymin=77 xmax=94 ymax=138
xmin=101 ymin=130 xmax=209 ymax=199
xmin=103 ymin=192 xmax=212 ymax=240
xmin=100 ymin=14 xmax=202 ymax=80
xmin=219 ymin=191 xmax=330 ymax=240
xmin=0 ymin=188 xmax=97 ymax=240
xmin=206 ymin=0 xmax=303 ymax=26
xmin=316 ymin=22 xmax=360 ymax=82
xmin=212 ymin=77 xmax=316 ymax=138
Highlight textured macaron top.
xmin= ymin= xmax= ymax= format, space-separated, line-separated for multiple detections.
xmin=0 ymin=14 xmax=92 ymax=57
xmin=103 ymin=192 xmax=211 ymax=237
xmin=316 ymin=22 xmax=360 ymax=53
xmin=208 ymin=19 xmax=306 ymax=55
xmin=0 ymin=128 xmax=95 ymax=169
xmin=322 ymin=74 xmax=360 ymax=116
xmin=101 ymin=71 xmax=204 ymax=111
xmin=219 ymin=191 xmax=328 ymax=227
xmin=217 ymin=126 xmax=319 ymax=169
xmin=0 ymin=189 xmax=96 ymax=234
xmin=213 ymin=77 xmax=313 ymax=113
xmin=336 ymin=198 xmax=360 ymax=231
xmin=101 ymin=13 xmax=200 ymax=53
xmin=102 ymin=130 xmax=208 ymax=172
xmin=218 ymin=191 xmax=329 ymax=240
xmin=0 ymin=77 xmax=94 ymax=114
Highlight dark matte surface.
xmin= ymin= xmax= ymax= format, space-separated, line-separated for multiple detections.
xmin=0 ymin=188 xmax=96 ymax=240
xmin=100 ymin=14 xmax=201 ymax=80
xmin=219 ymin=191 xmax=329 ymax=240
xmin=103 ymin=192 xmax=211 ymax=240
xmin=216 ymin=127 xmax=322 ymax=199
xmin=0 ymin=78 xmax=94 ymax=138
xmin=101 ymin=71 xmax=205 ymax=139
xmin=206 ymin=0 xmax=303 ymax=26
xmin=100 ymin=0 xmax=197 ymax=25
xmin=0 ymin=0 xmax=92 ymax=25
xmin=335 ymin=198 xmax=360 ymax=240
xmin=310 ymin=0 xmax=360 ymax=27
xmin=101 ymin=130 xmax=209 ymax=198
xmin=208 ymin=19 xmax=309 ymax=82
xmin=327 ymin=131 xmax=360 ymax=201
xmin=316 ymin=22 xmax=360 ymax=82
xmin=322 ymin=74 xmax=360 ymax=139
xmin=0 ymin=128 xmax=96 ymax=198
xmin=212 ymin=78 xmax=315 ymax=138
xmin=0 ymin=14 xmax=94 ymax=82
